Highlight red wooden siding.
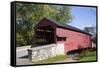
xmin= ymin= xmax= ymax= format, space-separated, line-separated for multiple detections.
xmin=56 ymin=28 xmax=91 ymax=54
xmin=34 ymin=18 xmax=92 ymax=55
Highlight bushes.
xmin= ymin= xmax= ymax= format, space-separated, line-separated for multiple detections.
xmin=16 ymin=31 xmax=34 ymax=47
xmin=79 ymin=48 xmax=96 ymax=59
xmin=78 ymin=49 xmax=96 ymax=61
xmin=16 ymin=33 xmax=27 ymax=47
xmin=68 ymin=48 xmax=96 ymax=60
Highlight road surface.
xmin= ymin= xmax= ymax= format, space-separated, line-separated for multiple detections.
xmin=16 ymin=46 xmax=33 ymax=65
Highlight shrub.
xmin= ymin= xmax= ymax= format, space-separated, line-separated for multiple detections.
xmin=79 ymin=49 xmax=96 ymax=59
xmin=16 ymin=33 xmax=26 ymax=47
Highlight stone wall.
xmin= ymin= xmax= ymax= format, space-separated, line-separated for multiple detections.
xmin=27 ymin=44 xmax=64 ymax=61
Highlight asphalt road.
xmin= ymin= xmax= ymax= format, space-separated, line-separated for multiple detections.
xmin=16 ymin=46 xmax=33 ymax=65
xmin=16 ymin=48 xmax=28 ymax=58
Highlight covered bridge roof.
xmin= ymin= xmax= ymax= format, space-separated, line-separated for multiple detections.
xmin=35 ymin=18 xmax=92 ymax=36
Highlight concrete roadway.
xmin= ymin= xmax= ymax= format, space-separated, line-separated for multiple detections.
xmin=16 ymin=46 xmax=33 ymax=65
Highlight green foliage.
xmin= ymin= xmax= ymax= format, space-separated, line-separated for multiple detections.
xmin=79 ymin=49 xmax=96 ymax=59
xmin=93 ymin=37 xmax=97 ymax=43
xmin=16 ymin=33 xmax=26 ymax=46
xmin=16 ymin=3 xmax=73 ymax=46
xmin=84 ymin=26 xmax=96 ymax=44
xmin=78 ymin=50 xmax=96 ymax=61
xmin=84 ymin=26 xmax=96 ymax=35
xmin=78 ymin=55 xmax=96 ymax=62
xmin=72 ymin=49 xmax=96 ymax=61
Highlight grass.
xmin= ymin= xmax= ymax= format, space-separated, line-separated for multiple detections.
xmin=78 ymin=49 xmax=97 ymax=62
xmin=78 ymin=55 xmax=96 ymax=62
xmin=32 ymin=55 xmax=69 ymax=64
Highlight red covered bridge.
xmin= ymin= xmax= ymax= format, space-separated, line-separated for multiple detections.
xmin=32 ymin=18 xmax=92 ymax=55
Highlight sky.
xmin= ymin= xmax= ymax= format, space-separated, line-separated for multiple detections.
xmin=68 ymin=6 xmax=96 ymax=30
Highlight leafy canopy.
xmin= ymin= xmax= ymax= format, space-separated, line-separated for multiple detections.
xmin=16 ymin=3 xmax=73 ymax=46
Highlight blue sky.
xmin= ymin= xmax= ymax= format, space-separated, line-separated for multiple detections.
xmin=68 ymin=6 xmax=96 ymax=30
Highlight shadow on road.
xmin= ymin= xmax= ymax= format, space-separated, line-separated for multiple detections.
xmin=19 ymin=55 xmax=28 ymax=59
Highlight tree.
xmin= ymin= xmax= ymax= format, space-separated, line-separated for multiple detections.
xmin=16 ymin=3 xmax=73 ymax=46
xmin=84 ymin=26 xmax=96 ymax=43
